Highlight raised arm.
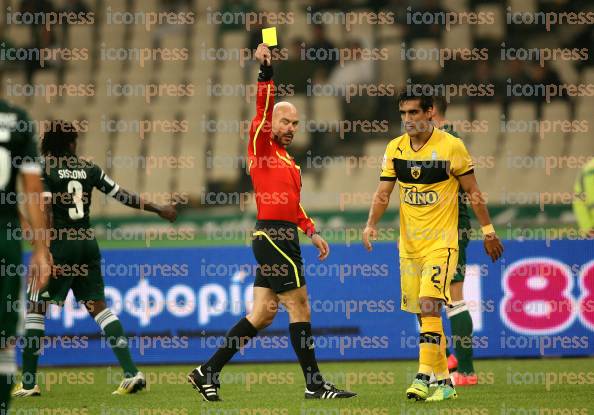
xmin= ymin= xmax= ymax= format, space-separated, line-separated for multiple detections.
xmin=249 ymin=43 xmax=275 ymax=158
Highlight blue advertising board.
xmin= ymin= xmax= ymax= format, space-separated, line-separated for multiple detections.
xmin=20 ymin=240 xmax=594 ymax=366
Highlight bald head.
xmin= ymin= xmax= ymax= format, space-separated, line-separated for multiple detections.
xmin=273 ymin=101 xmax=297 ymax=117
xmin=272 ymin=101 xmax=299 ymax=147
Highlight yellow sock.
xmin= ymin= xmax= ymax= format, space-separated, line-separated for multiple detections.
xmin=418 ymin=316 xmax=446 ymax=378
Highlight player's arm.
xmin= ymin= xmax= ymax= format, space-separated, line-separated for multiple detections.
xmin=457 ymin=172 xmax=503 ymax=262
xmin=249 ymin=43 xmax=275 ymax=157
xmin=451 ymin=137 xmax=503 ymax=262
xmin=363 ymin=181 xmax=396 ymax=251
xmin=17 ymin=208 xmax=32 ymax=242
xmin=113 ymin=188 xmax=177 ymax=222
xmin=363 ymin=145 xmax=397 ymax=251
xmin=94 ymin=167 xmax=177 ymax=222
xmin=18 ymin=114 xmax=51 ymax=297
xmin=21 ymin=172 xmax=51 ymax=297
xmin=297 ymin=203 xmax=329 ymax=260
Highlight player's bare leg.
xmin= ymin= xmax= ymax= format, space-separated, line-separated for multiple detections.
xmin=278 ymin=287 xmax=356 ymax=399
xmin=13 ymin=300 xmax=50 ymax=397
xmin=247 ymin=287 xmax=279 ymax=329
xmin=84 ymin=300 xmax=145 ymax=394
xmin=447 ymin=282 xmax=477 ymax=385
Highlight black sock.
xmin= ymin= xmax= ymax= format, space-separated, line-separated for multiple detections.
xmin=416 ymin=373 xmax=431 ymax=384
xmin=203 ymin=318 xmax=258 ymax=377
xmin=289 ymin=322 xmax=323 ymax=391
xmin=0 ymin=374 xmax=13 ymax=415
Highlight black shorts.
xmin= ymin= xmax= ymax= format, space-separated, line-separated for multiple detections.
xmin=252 ymin=220 xmax=305 ymax=293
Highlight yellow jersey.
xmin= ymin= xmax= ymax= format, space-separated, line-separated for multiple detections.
xmin=380 ymin=127 xmax=474 ymax=258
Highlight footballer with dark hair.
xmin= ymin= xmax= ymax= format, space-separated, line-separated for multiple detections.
xmin=12 ymin=121 xmax=177 ymax=397
xmin=363 ymin=90 xmax=503 ymax=401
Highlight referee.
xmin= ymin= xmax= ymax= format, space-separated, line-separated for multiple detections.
xmin=187 ymin=43 xmax=356 ymax=401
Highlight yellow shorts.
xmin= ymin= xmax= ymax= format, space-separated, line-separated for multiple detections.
xmin=400 ymin=248 xmax=458 ymax=314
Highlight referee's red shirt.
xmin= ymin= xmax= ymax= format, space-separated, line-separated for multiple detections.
xmin=247 ymin=79 xmax=316 ymax=236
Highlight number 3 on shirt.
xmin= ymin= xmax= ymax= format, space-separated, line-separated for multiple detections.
xmin=68 ymin=180 xmax=84 ymax=220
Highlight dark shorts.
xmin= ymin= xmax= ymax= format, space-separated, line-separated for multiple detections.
xmin=41 ymin=234 xmax=105 ymax=303
xmin=452 ymin=237 xmax=469 ymax=283
xmin=0 ymin=236 xmax=23 ymax=342
xmin=252 ymin=220 xmax=305 ymax=294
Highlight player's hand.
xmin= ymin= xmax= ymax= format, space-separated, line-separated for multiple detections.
xmin=312 ymin=233 xmax=329 ymax=261
xmin=27 ymin=248 xmax=52 ymax=302
xmin=363 ymin=225 xmax=377 ymax=252
xmin=255 ymin=43 xmax=271 ymax=66
xmin=484 ymin=233 xmax=504 ymax=262
xmin=159 ymin=203 xmax=177 ymax=223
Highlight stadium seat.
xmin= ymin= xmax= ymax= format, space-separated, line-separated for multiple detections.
xmin=347 ymin=10 xmax=374 ymax=44
xmin=538 ymin=101 xmax=570 ymax=156
xmin=496 ymin=102 xmax=537 ymax=193
xmin=5 ymin=24 xmax=31 ymax=46
xmin=582 ymin=67 xmax=594 ymax=84
xmin=441 ymin=0 xmax=468 ymax=12
xmin=301 ymin=173 xmax=337 ymax=210
xmin=110 ymin=132 xmax=142 ymax=193
xmin=409 ymin=39 xmax=441 ymax=77
xmin=209 ymin=130 xmax=244 ymax=182
xmin=4 ymin=73 xmax=27 ymax=108
xmin=323 ymin=17 xmax=345 ymax=45
xmin=319 ymin=159 xmax=354 ymax=210
xmin=218 ymin=58 xmax=244 ymax=85
xmin=378 ymin=21 xmax=403 ymax=41
xmin=378 ymin=42 xmax=405 ymax=85
xmin=508 ymin=0 xmax=537 ymax=13
xmin=503 ymin=101 xmax=536 ymax=158
xmin=68 ymin=25 xmax=95 ymax=52
xmin=178 ymin=130 xmax=207 ymax=197
xmin=142 ymin=132 xmax=175 ymax=201
xmin=474 ymin=4 xmax=505 ymax=40
xmin=444 ymin=104 xmax=472 ymax=146
xmin=311 ymin=95 xmax=341 ymax=123
xmin=100 ymin=18 xmax=127 ymax=44
xmin=467 ymin=103 xmax=500 ymax=157
xmin=286 ymin=4 xmax=309 ymax=41
xmin=443 ymin=24 xmax=471 ymax=50
xmin=551 ymin=59 xmax=579 ymax=84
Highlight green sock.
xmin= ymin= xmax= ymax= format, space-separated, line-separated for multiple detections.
xmin=0 ymin=348 xmax=16 ymax=414
xmin=22 ymin=313 xmax=45 ymax=389
xmin=447 ymin=301 xmax=475 ymax=374
xmin=94 ymin=309 xmax=138 ymax=377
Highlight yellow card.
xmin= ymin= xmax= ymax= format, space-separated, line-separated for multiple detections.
xmin=262 ymin=27 xmax=277 ymax=47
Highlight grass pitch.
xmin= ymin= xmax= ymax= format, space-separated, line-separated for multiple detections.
xmin=10 ymin=358 xmax=594 ymax=414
